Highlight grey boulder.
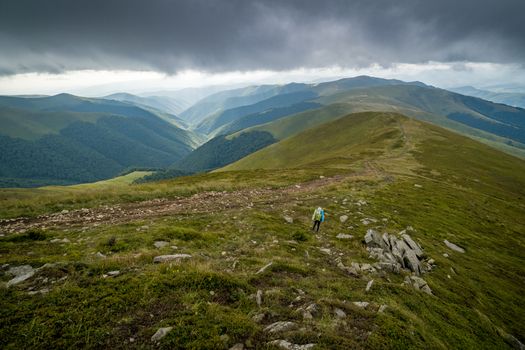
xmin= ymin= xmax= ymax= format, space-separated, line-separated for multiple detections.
xmin=153 ymin=254 xmax=192 ymax=263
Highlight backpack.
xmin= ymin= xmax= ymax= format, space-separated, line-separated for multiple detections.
xmin=314 ymin=208 xmax=322 ymax=221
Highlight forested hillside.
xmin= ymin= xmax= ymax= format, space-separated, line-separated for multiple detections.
xmin=0 ymin=94 xmax=200 ymax=187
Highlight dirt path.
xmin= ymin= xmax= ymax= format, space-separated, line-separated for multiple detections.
xmin=0 ymin=173 xmax=368 ymax=235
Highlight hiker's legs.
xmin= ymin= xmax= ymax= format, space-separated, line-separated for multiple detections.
xmin=312 ymin=221 xmax=317 ymax=230
xmin=316 ymin=221 xmax=321 ymax=232
xmin=313 ymin=220 xmax=320 ymax=232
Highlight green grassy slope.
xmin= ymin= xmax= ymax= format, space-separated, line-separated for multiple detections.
xmin=223 ymin=112 xmax=404 ymax=170
xmin=233 ymin=103 xmax=375 ymax=141
xmin=0 ymin=112 xmax=524 ymax=348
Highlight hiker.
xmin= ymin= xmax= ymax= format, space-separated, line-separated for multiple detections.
xmin=311 ymin=207 xmax=325 ymax=232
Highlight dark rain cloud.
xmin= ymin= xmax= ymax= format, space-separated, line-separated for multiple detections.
xmin=0 ymin=0 xmax=523 ymax=75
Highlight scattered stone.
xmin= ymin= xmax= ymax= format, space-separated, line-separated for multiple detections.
xmin=337 ymin=261 xmax=359 ymax=277
xmin=334 ymin=308 xmax=346 ymax=318
xmin=319 ymin=248 xmax=331 ymax=255
xmin=339 ymin=215 xmax=348 ymax=223
xmin=283 ymin=216 xmax=294 ymax=224
xmin=264 ymin=321 xmax=297 ymax=333
xmin=107 ymin=270 xmax=120 ymax=277
xmin=256 ymin=290 xmax=263 ymax=307
xmin=153 ymin=254 xmax=192 ymax=263
xmin=96 ymin=252 xmax=106 ymax=258
xmin=444 ymin=240 xmax=465 ymax=253
xmin=151 ymin=327 xmax=173 ymax=342
xmin=366 ymin=279 xmax=374 ymax=292
xmin=220 ymin=334 xmax=230 ymax=343
xmin=305 ymin=303 xmax=320 ymax=318
xmin=404 ymin=276 xmax=433 ymax=295
xmin=153 ymin=241 xmax=169 ymax=249
xmin=296 ymin=301 xmax=316 ymax=319
xmin=353 ymin=301 xmax=369 ymax=309
xmin=360 ymin=263 xmax=375 ymax=273
xmin=443 ymin=253 xmax=449 ymax=258
xmin=299 ymin=308 xmax=313 ymax=320
xmin=256 ymin=262 xmax=273 ymax=275
xmin=414 ymin=184 xmax=423 ymax=188
xmin=50 ymin=237 xmax=71 ymax=244
xmin=230 ymin=343 xmax=244 ymax=350
xmin=502 ymin=333 xmax=525 ymax=350
xmin=336 ymin=233 xmax=353 ymax=240
xmin=27 ymin=288 xmax=50 ymax=295
xmin=252 ymin=313 xmax=265 ymax=323
xmin=267 ymin=340 xmax=316 ymax=350
xmin=6 ymin=265 xmax=35 ymax=287
xmin=378 ymin=304 xmax=388 ymax=313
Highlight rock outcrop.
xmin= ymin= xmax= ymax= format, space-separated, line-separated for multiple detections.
xmin=364 ymin=229 xmax=431 ymax=275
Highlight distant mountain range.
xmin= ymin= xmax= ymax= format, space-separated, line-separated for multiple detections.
xmin=179 ymin=76 xmax=525 ymax=168
xmin=451 ymin=86 xmax=525 ymax=109
xmin=1 ymin=75 xmax=525 ymax=187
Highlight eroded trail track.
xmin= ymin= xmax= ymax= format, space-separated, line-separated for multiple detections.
xmin=0 ymin=173 xmax=365 ymax=235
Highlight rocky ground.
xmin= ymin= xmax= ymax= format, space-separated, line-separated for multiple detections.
xmin=1 ymin=167 xmax=524 ymax=349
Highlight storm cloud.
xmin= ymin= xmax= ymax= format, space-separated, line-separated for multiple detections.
xmin=0 ymin=0 xmax=523 ymax=75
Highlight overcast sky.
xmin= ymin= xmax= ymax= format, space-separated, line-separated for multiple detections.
xmin=0 ymin=0 xmax=524 ymax=95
